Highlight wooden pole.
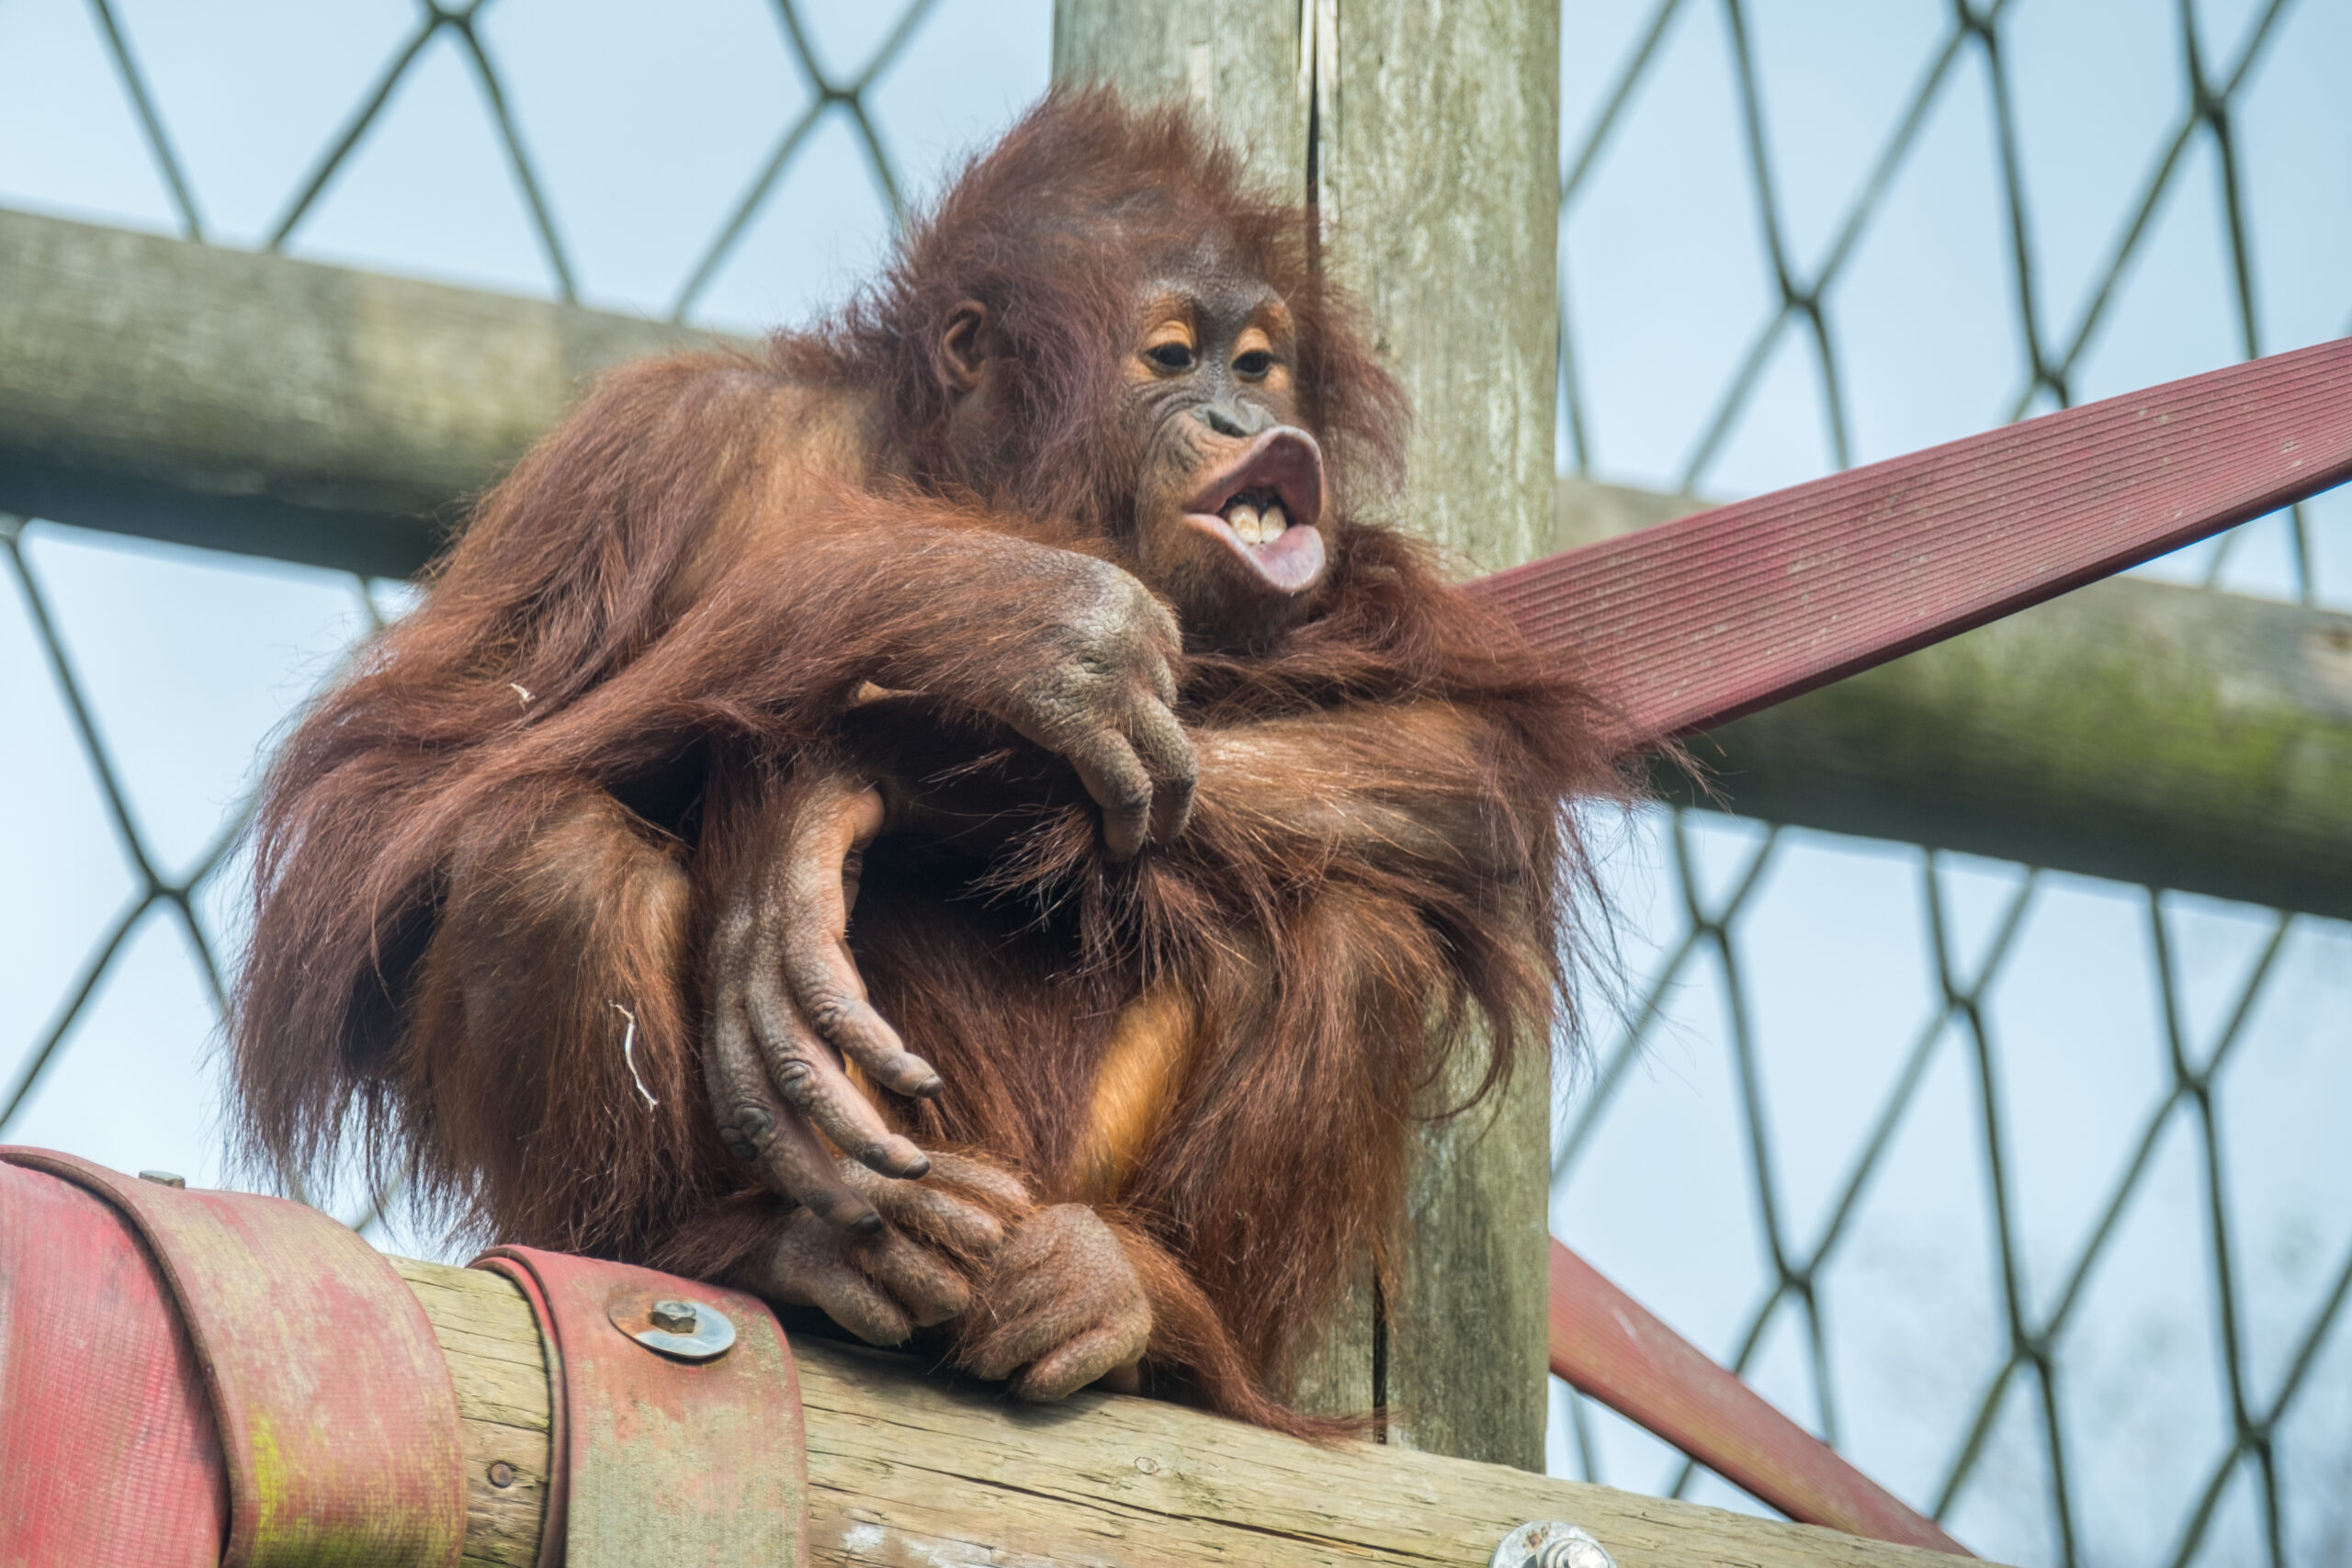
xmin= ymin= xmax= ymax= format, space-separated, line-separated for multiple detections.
xmin=391 ymin=1253 xmax=1986 ymax=1568
xmin=1055 ymin=0 xmax=1563 ymax=1469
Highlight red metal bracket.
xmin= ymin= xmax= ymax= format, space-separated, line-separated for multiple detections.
xmin=473 ymin=1245 xmax=809 ymax=1568
xmin=0 ymin=1146 xmax=465 ymax=1568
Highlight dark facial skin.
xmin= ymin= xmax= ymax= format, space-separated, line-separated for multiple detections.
xmin=938 ymin=260 xmax=1332 ymax=647
xmin=1122 ymin=274 xmax=1329 ymax=644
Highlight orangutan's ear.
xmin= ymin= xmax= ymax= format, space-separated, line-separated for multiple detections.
xmin=938 ymin=301 xmax=989 ymax=395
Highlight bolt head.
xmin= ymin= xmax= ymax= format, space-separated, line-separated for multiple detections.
xmin=649 ymin=1299 xmax=699 ymax=1333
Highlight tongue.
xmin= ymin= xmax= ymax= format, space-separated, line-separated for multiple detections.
xmin=1247 ymin=516 xmax=1324 ymax=592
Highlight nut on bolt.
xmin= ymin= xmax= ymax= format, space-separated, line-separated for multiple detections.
xmin=608 ymin=1291 xmax=737 ymax=1360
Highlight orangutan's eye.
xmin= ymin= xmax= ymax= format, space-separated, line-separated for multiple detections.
xmin=1234 ymin=350 xmax=1273 ymax=378
xmin=1147 ymin=342 xmax=1196 ymax=371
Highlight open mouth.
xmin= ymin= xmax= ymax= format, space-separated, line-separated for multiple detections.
xmin=1213 ymin=484 xmax=1293 ymax=546
xmin=1182 ymin=428 xmax=1327 ymax=594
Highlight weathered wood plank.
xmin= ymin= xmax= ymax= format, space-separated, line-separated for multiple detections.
xmin=391 ymin=1254 xmax=1991 ymax=1567
xmin=0 ymin=205 xmax=720 ymax=576
xmin=1052 ymin=0 xmax=1311 ymax=181
xmin=387 ymin=1255 xmax=555 ymax=1568
xmin=1319 ymin=0 xmax=1565 ymax=1474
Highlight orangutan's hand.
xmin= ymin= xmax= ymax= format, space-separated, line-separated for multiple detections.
xmin=735 ymin=1154 xmax=1033 ymax=1344
xmin=954 ymin=1203 xmax=1152 ymax=1401
xmin=705 ymin=761 xmax=943 ymax=1233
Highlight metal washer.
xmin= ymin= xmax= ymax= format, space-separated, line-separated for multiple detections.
xmin=1489 ymin=1521 xmax=1617 ymax=1568
xmin=606 ymin=1291 xmax=737 ymax=1361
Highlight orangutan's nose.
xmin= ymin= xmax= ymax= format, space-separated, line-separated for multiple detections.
xmin=1197 ymin=400 xmax=1272 ymax=439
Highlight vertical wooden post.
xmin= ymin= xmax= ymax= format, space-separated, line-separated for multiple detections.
xmin=1055 ymin=0 xmax=1562 ymax=1470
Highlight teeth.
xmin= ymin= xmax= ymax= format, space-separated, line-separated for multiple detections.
xmin=1261 ymin=503 xmax=1287 ymax=536
xmin=1226 ymin=502 xmax=1261 ymax=544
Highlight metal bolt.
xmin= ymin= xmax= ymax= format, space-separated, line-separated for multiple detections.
xmin=1489 ymin=1522 xmax=1615 ymax=1568
xmin=486 ymin=1461 xmax=516 ymax=1489
xmin=139 ymin=1170 xmax=187 ymax=1188
xmin=609 ymin=1292 xmax=735 ymax=1359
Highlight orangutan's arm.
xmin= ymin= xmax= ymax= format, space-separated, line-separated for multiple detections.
xmin=1183 ymin=700 xmax=1541 ymax=887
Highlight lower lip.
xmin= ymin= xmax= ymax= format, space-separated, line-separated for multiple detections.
xmin=1186 ymin=513 xmax=1327 ymax=594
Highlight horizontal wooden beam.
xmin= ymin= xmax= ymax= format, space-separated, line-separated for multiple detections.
xmin=3 ymin=206 xmax=2344 ymax=915
xmin=394 ymin=1252 xmax=1983 ymax=1568
xmin=1557 ymin=480 xmax=2352 ymax=920
xmin=0 ymin=206 xmax=719 ymax=578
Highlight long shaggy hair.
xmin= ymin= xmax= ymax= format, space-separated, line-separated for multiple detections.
xmin=232 ymin=89 xmax=1620 ymax=1430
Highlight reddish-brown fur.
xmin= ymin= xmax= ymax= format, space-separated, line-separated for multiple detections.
xmin=233 ymin=91 xmax=1619 ymax=1432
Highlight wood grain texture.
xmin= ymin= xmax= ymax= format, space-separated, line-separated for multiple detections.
xmin=1324 ymin=0 xmax=1563 ymax=1472
xmin=387 ymin=1256 xmax=555 ymax=1568
xmin=1325 ymin=0 xmax=1562 ymax=577
xmin=1057 ymin=0 xmax=1564 ymax=1471
xmin=0 ymin=205 xmax=721 ymax=575
xmin=390 ymin=1254 xmax=1997 ymax=1568
xmin=1051 ymin=0 xmax=1311 ymax=186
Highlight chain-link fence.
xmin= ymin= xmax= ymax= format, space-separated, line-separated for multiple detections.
xmin=0 ymin=5 xmax=2345 ymax=1565
xmin=0 ymin=0 xmax=1042 ymax=1201
xmin=1547 ymin=5 xmax=2349 ymax=1565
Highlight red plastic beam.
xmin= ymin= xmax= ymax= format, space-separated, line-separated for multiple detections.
xmin=1473 ymin=335 xmax=2352 ymax=745
xmin=1550 ymin=1240 xmax=1968 ymax=1554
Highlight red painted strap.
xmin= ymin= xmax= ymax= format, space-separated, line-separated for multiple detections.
xmin=1474 ymin=336 xmax=2352 ymax=743
xmin=0 ymin=1147 xmax=465 ymax=1568
xmin=1550 ymin=1239 xmax=1967 ymax=1554
xmin=0 ymin=1158 xmax=227 ymax=1568
xmin=473 ymin=1246 xmax=808 ymax=1568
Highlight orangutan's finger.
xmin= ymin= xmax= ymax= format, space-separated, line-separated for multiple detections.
xmin=798 ymin=1256 xmax=913 ymax=1347
xmin=704 ymin=998 xmax=876 ymax=1232
xmin=842 ymin=1160 xmax=1016 ymax=1261
xmin=1057 ymin=728 xmax=1155 ymax=861
xmin=775 ymin=780 xmax=942 ymax=1099
xmin=1128 ymin=696 xmax=1197 ymax=846
xmin=853 ymin=1229 xmax=973 ymax=1328
xmin=741 ymin=968 xmax=929 ymax=1183
xmin=1012 ymin=1324 xmax=1150 ymax=1403
xmin=908 ymin=1151 xmax=1035 ymax=1214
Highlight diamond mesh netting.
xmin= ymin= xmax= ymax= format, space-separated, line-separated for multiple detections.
xmin=0 ymin=5 xmax=2343 ymax=1563
xmin=1549 ymin=5 xmax=2349 ymax=1562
